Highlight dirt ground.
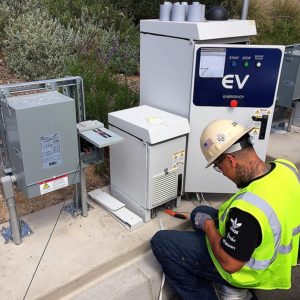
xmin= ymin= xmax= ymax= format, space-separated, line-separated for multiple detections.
xmin=0 ymin=51 xmax=138 ymax=224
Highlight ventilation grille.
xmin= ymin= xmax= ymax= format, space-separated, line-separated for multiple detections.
xmin=153 ymin=171 xmax=177 ymax=204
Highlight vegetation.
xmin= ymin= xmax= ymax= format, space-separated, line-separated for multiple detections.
xmin=0 ymin=0 xmax=299 ymax=122
xmin=67 ymin=55 xmax=139 ymax=126
xmin=0 ymin=0 xmax=299 ymax=180
xmin=3 ymin=8 xmax=80 ymax=79
xmin=234 ymin=0 xmax=300 ymax=44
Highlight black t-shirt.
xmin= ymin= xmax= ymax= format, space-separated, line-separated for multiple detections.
xmin=220 ymin=207 xmax=262 ymax=261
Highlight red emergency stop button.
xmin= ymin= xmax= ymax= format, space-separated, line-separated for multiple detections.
xmin=230 ymin=99 xmax=238 ymax=107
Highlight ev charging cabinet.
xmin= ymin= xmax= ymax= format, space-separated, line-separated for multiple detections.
xmin=108 ymin=105 xmax=190 ymax=222
xmin=140 ymin=20 xmax=284 ymax=193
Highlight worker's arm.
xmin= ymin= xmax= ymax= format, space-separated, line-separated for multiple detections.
xmin=193 ymin=208 xmax=261 ymax=273
xmin=204 ymin=219 xmax=246 ymax=274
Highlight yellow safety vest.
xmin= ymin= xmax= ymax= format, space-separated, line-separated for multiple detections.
xmin=207 ymin=159 xmax=300 ymax=289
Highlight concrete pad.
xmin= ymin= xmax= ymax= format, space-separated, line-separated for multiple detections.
xmin=0 ymin=202 xmax=65 ymax=300
xmin=0 ymin=191 xmax=202 ymax=300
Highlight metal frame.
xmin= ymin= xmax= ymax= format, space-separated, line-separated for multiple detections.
xmin=0 ymin=77 xmax=89 ymax=244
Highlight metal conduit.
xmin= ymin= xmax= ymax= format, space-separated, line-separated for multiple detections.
xmin=241 ymin=0 xmax=250 ymax=20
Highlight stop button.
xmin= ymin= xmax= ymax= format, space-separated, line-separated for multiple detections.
xmin=230 ymin=99 xmax=238 ymax=107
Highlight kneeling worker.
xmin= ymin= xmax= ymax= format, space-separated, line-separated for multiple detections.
xmin=151 ymin=119 xmax=300 ymax=300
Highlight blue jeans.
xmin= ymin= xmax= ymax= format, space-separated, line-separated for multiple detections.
xmin=151 ymin=206 xmax=229 ymax=300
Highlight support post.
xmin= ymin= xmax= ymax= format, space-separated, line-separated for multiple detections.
xmin=1 ymin=176 xmax=21 ymax=245
xmin=80 ymin=163 xmax=88 ymax=217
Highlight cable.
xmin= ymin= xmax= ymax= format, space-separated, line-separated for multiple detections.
xmin=200 ymin=192 xmax=213 ymax=207
xmin=23 ymin=161 xmax=81 ymax=300
xmin=158 ymin=213 xmax=165 ymax=231
xmin=159 ymin=272 xmax=166 ymax=300
xmin=22 ymin=199 xmax=66 ymax=300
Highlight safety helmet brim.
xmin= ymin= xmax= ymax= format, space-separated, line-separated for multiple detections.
xmin=205 ymin=126 xmax=254 ymax=168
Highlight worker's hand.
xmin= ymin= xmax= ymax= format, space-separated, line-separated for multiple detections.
xmin=194 ymin=212 xmax=213 ymax=231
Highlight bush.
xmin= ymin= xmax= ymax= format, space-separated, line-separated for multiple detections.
xmin=3 ymin=9 xmax=80 ymax=80
xmin=267 ymin=0 xmax=300 ymax=45
xmin=44 ymin=0 xmax=134 ymax=34
xmin=44 ymin=0 xmax=140 ymax=75
xmin=67 ymin=54 xmax=139 ymax=125
xmin=0 ymin=3 xmax=10 ymax=44
xmin=242 ymin=0 xmax=300 ymax=45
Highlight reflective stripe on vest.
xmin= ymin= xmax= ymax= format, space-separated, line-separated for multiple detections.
xmin=276 ymin=161 xmax=300 ymax=183
xmin=221 ymin=192 xmax=300 ymax=270
xmin=278 ymin=225 xmax=300 ymax=254
xmin=293 ymin=225 xmax=300 ymax=235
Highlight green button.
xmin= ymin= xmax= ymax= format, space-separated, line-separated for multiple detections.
xmin=243 ymin=61 xmax=249 ymax=67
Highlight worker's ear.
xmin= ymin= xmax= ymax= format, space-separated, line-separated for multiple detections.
xmin=226 ymin=154 xmax=236 ymax=167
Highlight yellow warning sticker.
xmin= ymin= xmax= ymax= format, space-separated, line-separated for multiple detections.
xmin=40 ymin=175 xmax=68 ymax=195
xmin=172 ymin=150 xmax=185 ymax=169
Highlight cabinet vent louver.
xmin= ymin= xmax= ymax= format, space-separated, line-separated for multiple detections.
xmin=154 ymin=171 xmax=177 ymax=204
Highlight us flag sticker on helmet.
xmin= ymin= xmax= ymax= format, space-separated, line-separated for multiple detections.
xmin=204 ymin=138 xmax=213 ymax=149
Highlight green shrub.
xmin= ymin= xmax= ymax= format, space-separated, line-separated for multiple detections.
xmin=0 ymin=3 xmax=10 ymax=44
xmin=267 ymin=0 xmax=300 ymax=45
xmin=3 ymin=9 xmax=80 ymax=80
xmin=44 ymin=0 xmax=140 ymax=75
xmin=44 ymin=0 xmax=136 ymax=34
xmin=243 ymin=0 xmax=300 ymax=45
xmin=67 ymin=54 xmax=139 ymax=125
xmin=0 ymin=0 xmax=42 ymax=42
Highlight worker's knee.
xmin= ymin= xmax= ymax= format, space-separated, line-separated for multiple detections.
xmin=150 ymin=231 xmax=170 ymax=260
xmin=151 ymin=230 xmax=168 ymax=250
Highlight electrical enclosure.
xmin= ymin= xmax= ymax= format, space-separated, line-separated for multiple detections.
xmin=108 ymin=105 xmax=190 ymax=222
xmin=1 ymin=91 xmax=80 ymax=198
xmin=140 ymin=20 xmax=284 ymax=193
xmin=277 ymin=45 xmax=300 ymax=108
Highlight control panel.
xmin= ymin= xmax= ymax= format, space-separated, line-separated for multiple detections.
xmin=193 ymin=47 xmax=282 ymax=108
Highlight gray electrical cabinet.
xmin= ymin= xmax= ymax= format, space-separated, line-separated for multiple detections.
xmin=1 ymin=91 xmax=80 ymax=198
xmin=277 ymin=44 xmax=300 ymax=108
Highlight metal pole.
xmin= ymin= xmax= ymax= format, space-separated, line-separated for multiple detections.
xmin=1 ymin=176 xmax=21 ymax=245
xmin=80 ymin=163 xmax=88 ymax=217
xmin=241 ymin=0 xmax=250 ymax=20
xmin=288 ymin=101 xmax=297 ymax=132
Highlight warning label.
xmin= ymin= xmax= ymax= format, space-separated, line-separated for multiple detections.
xmin=41 ymin=133 xmax=62 ymax=169
xmin=39 ymin=175 xmax=68 ymax=195
xmin=172 ymin=150 xmax=185 ymax=169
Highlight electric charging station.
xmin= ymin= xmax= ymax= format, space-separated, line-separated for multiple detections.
xmin=140 ymin=20 xmax=284 ymax=193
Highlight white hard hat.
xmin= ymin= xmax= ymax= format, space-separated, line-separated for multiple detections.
xmin=200 ymin=119 xmax=253 ymax=168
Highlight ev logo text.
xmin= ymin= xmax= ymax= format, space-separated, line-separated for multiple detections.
xmin=222 ymin=74 xmax=250 ymax=89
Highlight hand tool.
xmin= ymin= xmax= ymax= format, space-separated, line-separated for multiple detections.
xmin=164 ymin=209 xmax=188 ymax=220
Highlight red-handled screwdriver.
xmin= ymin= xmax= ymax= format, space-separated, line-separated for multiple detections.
xmin=164 ymin=209 xmax=188 ymax=220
